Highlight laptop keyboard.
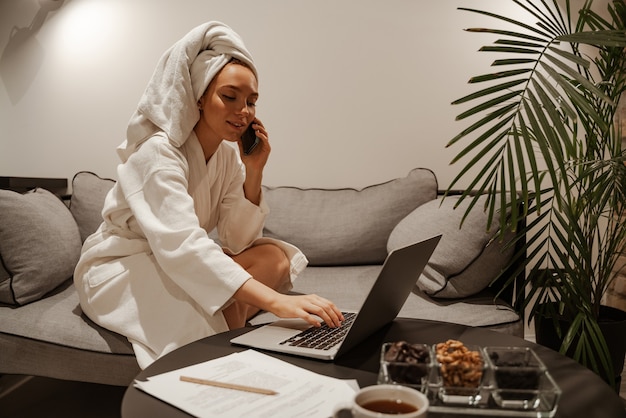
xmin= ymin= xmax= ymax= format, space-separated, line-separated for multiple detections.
xmin=279 ymin=312 xmax=357 ymax=350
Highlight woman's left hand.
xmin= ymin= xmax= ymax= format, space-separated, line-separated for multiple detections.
xmin=240 ymin=118 xmax=269 ymax=205
xmin=239 ymin=118 xmax=270 ymax=172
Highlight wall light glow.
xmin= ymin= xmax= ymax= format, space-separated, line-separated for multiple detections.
xmin=49 ymin=0 xmax=122 ymax=57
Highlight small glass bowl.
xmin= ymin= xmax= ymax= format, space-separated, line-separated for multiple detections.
xmin=484 ymin=346 xmax=560 ymax=410
xmin=432 ymin=343 xmax=486 ymax=405
xmin=377 ymin=342 xmax=432 ymax=392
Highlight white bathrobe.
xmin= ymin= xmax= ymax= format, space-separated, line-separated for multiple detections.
xmin=74 ymin=132 xmax=307 ymax=368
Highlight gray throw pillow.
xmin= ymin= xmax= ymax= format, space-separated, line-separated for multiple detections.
xmin=387 ymin=195 xmax=514 ymax=298
xmin=263 ymin=168 xmax=438 ymax=266
xmin=0 ymin=188 xmax=82 ymax=305
xmin=70 ymin=171 xmax=116 ymax=242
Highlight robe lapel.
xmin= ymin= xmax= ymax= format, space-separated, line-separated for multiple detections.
xmin=181 ymin=132 xmax=214 ymax=230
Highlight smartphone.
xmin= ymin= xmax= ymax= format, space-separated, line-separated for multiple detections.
xmin=241 ymin=123 xmax=259 ymax=155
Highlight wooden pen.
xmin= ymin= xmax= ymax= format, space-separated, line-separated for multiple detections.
xmin=179 ymin=375 xmax=278 ymax=395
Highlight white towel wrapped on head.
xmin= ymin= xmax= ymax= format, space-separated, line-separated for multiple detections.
xmin=118 ymin=21 xmax=256 ymax=163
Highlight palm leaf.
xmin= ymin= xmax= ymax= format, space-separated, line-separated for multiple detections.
xmin=547 ymin=46 xmax=592 ymax=68
xmin=492 ymin=58 xmax=538 ymax=66
xmin=468 ymin=69 xmax=533 ymax=84
xmin=455 ymin=91 xmax=522 ymax=120
xmin=514 ymin=0 xmax=568 ymax=37
xmin=447 ymin=107 xmax=515 ymax=150
xmin=533 ymin=71 xmax=577 ymax=120
xmin=463 ymin=28 xmax=551 ymax=43
xmin=452 ymin=79 xmax=527 ymax=105
xmin=479 ymin=46 xmax=543 ymax=55
xmin=458 ymin=7 xmax=554 ymax=39
xmin=559 ymin=30 xmax=626 ymax=46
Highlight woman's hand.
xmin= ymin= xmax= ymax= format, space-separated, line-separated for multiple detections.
xmin=269 ymin=293 xmax=345 ymax=328
xmin=240 ymin=118 xmax=269 ymax=205
xmin=239 ymin=118 xmax=270 ymax=171
xmin=231 ymin=278 xmax=345 ymax=328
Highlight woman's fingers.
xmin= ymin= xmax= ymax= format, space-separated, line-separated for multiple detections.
xmin=271 ymin=293 xmax=344 ymax=328
xmin=301 ymin=295 xmax=344 ymax=328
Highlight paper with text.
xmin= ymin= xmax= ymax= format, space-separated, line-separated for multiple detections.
xmin=134 ymin=350 xmax=357 ymax=417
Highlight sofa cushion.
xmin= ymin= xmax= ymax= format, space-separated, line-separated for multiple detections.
xmin=387 ymin=195 xmax=514 ymax=298
xmin=262 ymin=168 xmax=438 ymax=266
xmin=70 ymin=171 xmax=116 ymax=242
xmin=0 ymin=278 xmax=138 ymax=385
xmin=0 ymin=188 xmax=82 ymax=305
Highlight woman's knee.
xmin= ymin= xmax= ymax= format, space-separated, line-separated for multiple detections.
xmin=255 ymin=244 xmax=290 ymax=278
xmin=232 ymin=243 xmax=290 ymax=280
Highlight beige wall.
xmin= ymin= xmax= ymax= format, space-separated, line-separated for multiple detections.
xmin=1 ymin=0 xmax=542 ymax=189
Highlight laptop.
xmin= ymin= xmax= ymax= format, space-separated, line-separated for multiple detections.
xmin=230 ymin=234 xmax=441 ymax=360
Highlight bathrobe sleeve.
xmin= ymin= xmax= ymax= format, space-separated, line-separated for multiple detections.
xmin=215 ymin=159 xmax=269 ymax=255
xmin=117 ymin=137 xmax=252 ymax=316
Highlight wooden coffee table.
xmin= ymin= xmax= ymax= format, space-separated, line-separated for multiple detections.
xmin=122 ymin=318 xmax=626 ymax=417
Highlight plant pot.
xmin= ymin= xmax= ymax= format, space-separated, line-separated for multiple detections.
xmin=534 ymin=303 xmax=626 ymax=391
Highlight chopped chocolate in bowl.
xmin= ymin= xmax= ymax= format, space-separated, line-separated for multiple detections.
xmin=379 ymin=342 xmax=432 ymax=387
xmin=384 ymin=341 xmax=430 ymax=364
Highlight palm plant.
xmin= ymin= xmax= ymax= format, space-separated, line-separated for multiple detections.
xmin=447 ymin=0 xmax=626 ymax=386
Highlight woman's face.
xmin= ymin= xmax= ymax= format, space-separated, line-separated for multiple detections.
xmin=197 ymin=63 xmax=258 ymax=144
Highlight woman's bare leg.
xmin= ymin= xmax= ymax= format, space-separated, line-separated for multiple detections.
xmin=223 ymin=243 xmax=290 ymax=329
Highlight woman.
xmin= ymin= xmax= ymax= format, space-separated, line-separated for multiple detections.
xmin=74 ymin=22 xmax=343 ymax=369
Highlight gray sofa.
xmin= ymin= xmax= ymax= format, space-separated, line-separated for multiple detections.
xmin=0 ymin=169 xmax=524 ymax=387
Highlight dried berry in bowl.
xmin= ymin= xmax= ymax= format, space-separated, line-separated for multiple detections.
xmin=485 ymin=347 xmax=545 ymax=390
